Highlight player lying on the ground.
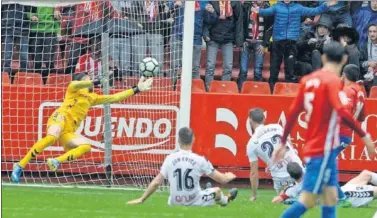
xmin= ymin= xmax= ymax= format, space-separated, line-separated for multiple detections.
xmin=272 ymin=162 xmax=303 ymax=205
xmin=334 ymin=64 xmax=367 ymax=206
xmin=246 ymin=108 xmax=304 ymax=201
xmin=11 ymin=72 xmax=153 ymax=183
xmin=272 ymin=165 xmax=377 ymax=208
xmin=272 ymin=42 xmax=375 ymax=218
xmin=128 ymin=127 xmax=238 ymax=207
xmin=341 ymin=170 xmax=377 ymax=208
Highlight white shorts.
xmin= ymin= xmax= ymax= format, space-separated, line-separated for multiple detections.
xmin=168 ymin=188 xmax=217 ymax=207
xmin=273 ymin=177 xmax=296 ymax=194
xmin=341 ymin=184 xmax=375 ymax=208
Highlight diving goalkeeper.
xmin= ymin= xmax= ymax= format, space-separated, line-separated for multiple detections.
xmin=11 ymin=72 xmax=153 ymax=183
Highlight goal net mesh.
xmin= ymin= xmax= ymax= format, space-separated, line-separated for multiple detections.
xmin=1 ymin=0 xmax=190 ymax=188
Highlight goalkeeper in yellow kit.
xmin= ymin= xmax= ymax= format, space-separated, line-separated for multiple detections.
xmin=11 ymin=72 xmax=153 ymax=183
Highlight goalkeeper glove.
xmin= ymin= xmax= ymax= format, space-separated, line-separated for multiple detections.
xmin=133 ymin=76 xmax=153 ymax=94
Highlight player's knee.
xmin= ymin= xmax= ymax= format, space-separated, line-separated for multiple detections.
xmin=361 ymin=170 xmax=372 ymax=180
xmin=47 ymin=125 xmax=62 ymax=138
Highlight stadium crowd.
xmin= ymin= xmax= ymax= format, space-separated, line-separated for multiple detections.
xmin=1 ymin=0 xmax=377 ymax=93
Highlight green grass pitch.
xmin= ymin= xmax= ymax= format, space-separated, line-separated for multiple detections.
xmin=2 ymin=185 xmax=376 ymax=218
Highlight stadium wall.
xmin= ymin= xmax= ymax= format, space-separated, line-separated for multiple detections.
xmin=2 ymin=85 xmax=377 ymax=182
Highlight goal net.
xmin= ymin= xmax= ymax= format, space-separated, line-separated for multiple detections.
xmin=1 ymin=0 xmax=194 ymax=188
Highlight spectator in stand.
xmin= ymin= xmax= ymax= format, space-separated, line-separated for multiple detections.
xmin=167 ymin=1 xmax=216 ymax=81
xmin=1 ymin=4 xmax=31 ymax=75
xmin=124 ymin=1 xmax=169 ymax=76
xmin=319 ymin=0 xmax=353 ymax=28
xmin=204 ymin=1 xmax=243 ymax=90
xmin=353 ymin=0 xmax=377 ymax=47
xmin=300 ymin=1 xmax=319 ymax=38
xmin=252 ymin=0 xmax=335 ymax=91
xmin=192 ymin=1 xmax=216 ymax=79
xmin=360 ymin=23 xmax=377 ymax=86
xmin=237 ymin=0 xmax=273 ymax=90
xmin=296 ymin=15 xmax=333 ymax=75
xmin=109 ymin=0 xmax=133 ymax=77
xmin=332 ymin=24 xmax=361 ymax=68
xmin=29 ymin=7 xmax=62 ymax=83
xmin=75 ymin=36 xmax=114 ymax=79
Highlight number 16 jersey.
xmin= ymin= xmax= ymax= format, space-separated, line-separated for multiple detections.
xmin=246 ymin=124 xmax=303 ymax=179
xmin=160 ymin=149 xmax=215 ymax=206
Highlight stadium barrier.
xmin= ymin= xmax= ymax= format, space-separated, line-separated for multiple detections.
xmin=2 ymin=85 xmax=377 ymax=182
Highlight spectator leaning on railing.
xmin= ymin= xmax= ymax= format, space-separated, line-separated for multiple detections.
xmin=237 ymin=0 xmax=273 ymax=91
xmin=360 ymin=23 xmax=377 ymax=86
xmin=1 ymin=4 xmax=31 ymax=75
xmin=29 ymin=6 xmax=62 ymax=83
xmin=353 ymin=0 xmax=377 ymax=47
xmin=252 ymin=0 xmax=336 ymax=91
xmin=203 ymin=0 xmax=243 ymax=91
xmin=296 ymin=15 xmax=333 ymax=75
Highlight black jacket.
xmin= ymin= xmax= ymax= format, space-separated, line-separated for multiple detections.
xmin=242 ymin=1 xmax=273 ymax=47
xmin=205 ymin=1 xmax=243 ymax=47
xmin=297 ymin=31 xmax=328 ymax=63
xmin=1 ymin=4 xmax=33 ymax=36
xmin=359 ymin=40 xmax=369 ymax=77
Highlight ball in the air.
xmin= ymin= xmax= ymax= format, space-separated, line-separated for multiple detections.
xmin=139 ymin=57 xmax=159 ymax=77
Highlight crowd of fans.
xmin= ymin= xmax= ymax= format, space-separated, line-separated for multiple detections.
xmin=1 ymin=0 xmax=377 ymax=93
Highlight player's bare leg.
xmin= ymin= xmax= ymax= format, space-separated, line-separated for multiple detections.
xmin=281 ymin=191 xmax=318 ymax=218
xmin=11 ymin=125 xmax=62 ymax=183
xmin=320 ymin=186 xmax=338 ymax=218
xmin=213 ymin=187 xmax=238 ymax=206
xmin=46 ymin=137 xmax=91 ymax=172
xmin=347 ymin=170 xmax=377 ymax=186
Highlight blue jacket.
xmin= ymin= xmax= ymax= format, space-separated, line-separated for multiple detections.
xmin=260 ymin=2 xmax=328 ymax=41
xmin=353 ymin=2 xmax=377 ymax=47
xmin=169 ymin=1 xmax=215 ymax=46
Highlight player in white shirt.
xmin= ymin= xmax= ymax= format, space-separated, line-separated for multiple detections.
xmin=272 ymin=162 xmax=303 ymax=204
xmin=341 ymin=170 xmax=377 ymax=208
xmin=128 ymin=127 xmax=238 ymax=207
xmin=272 ymin=165 xmax=377 ymax=208
xmin=246 ymin=108 xmax=304 ymax=201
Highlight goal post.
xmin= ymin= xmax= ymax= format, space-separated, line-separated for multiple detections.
xmin=1 ymin=0 xmax=194 ymax=189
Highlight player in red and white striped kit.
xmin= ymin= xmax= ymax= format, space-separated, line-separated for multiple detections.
xmin=272 ymin=42 xmax=376 ymax=218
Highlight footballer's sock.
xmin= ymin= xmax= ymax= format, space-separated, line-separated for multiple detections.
xmin=281 ymin=202 xmax=307 ymax=218
xmin=321 ymin=205 xmax=336 ymax=218
xmin=370 ymin=172 xmax=377 ymax=185
xmin=217 ymin=192 xmax=228 ymax=206
xmin=56 ymin=144 xmax=91 ymax=163
xmin=19 ymin=135 xmax=57 ymax=168
xmin=336 ymin=184 xmax=346 ymax=200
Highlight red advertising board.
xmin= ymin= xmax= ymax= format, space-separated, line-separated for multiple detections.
xmin=2 ymin=85 xmax=377 ymax=180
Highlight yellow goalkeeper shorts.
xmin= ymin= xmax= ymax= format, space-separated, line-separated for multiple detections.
xmin=47 ymin=111 xmax=79 ymax=151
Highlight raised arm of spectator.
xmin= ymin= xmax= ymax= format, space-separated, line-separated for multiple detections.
xmin=259 ymin=5 xmax=276 ymax=16
xmin=299 ymin=2 xmax=329 ymax=17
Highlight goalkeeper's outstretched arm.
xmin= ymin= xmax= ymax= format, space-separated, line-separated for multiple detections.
xmin=93 ymin=77 xmax=153 ymax=105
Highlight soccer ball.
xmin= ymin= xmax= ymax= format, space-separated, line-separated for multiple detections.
xmin=139 ymin=57 xmax=159 ymax=77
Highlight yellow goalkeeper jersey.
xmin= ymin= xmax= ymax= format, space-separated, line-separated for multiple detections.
xmin=56 ymin=80 xmax=134 ymax=130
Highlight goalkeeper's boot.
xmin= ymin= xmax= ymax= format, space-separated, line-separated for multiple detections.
xmin=226 ymin=188 xmax=238 ymax=203
xmin=11 ymin=163 xmax=23 ymax=183
xmin=46 ymin=158 xmax=60 ymax=172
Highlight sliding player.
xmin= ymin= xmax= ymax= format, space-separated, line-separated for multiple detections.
xmin=247 ymin=108 xmax=304 ymax=201
xmin=335 ymin=64 xmax=366 ymax=205
xmin=341 ymin=170 xmax=377 ymax=208
xmin=273 ymin=164 xmax=377 ymax=208
xmin=272 ymin=162 xmax=303 ymax=204
xmin=128 ymin=127 xmax=238 ymax=207
xmin=272 ymin=42 xmax=375 ymax=218
xmin=11 ymin=73 xmax=153 ymax=183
